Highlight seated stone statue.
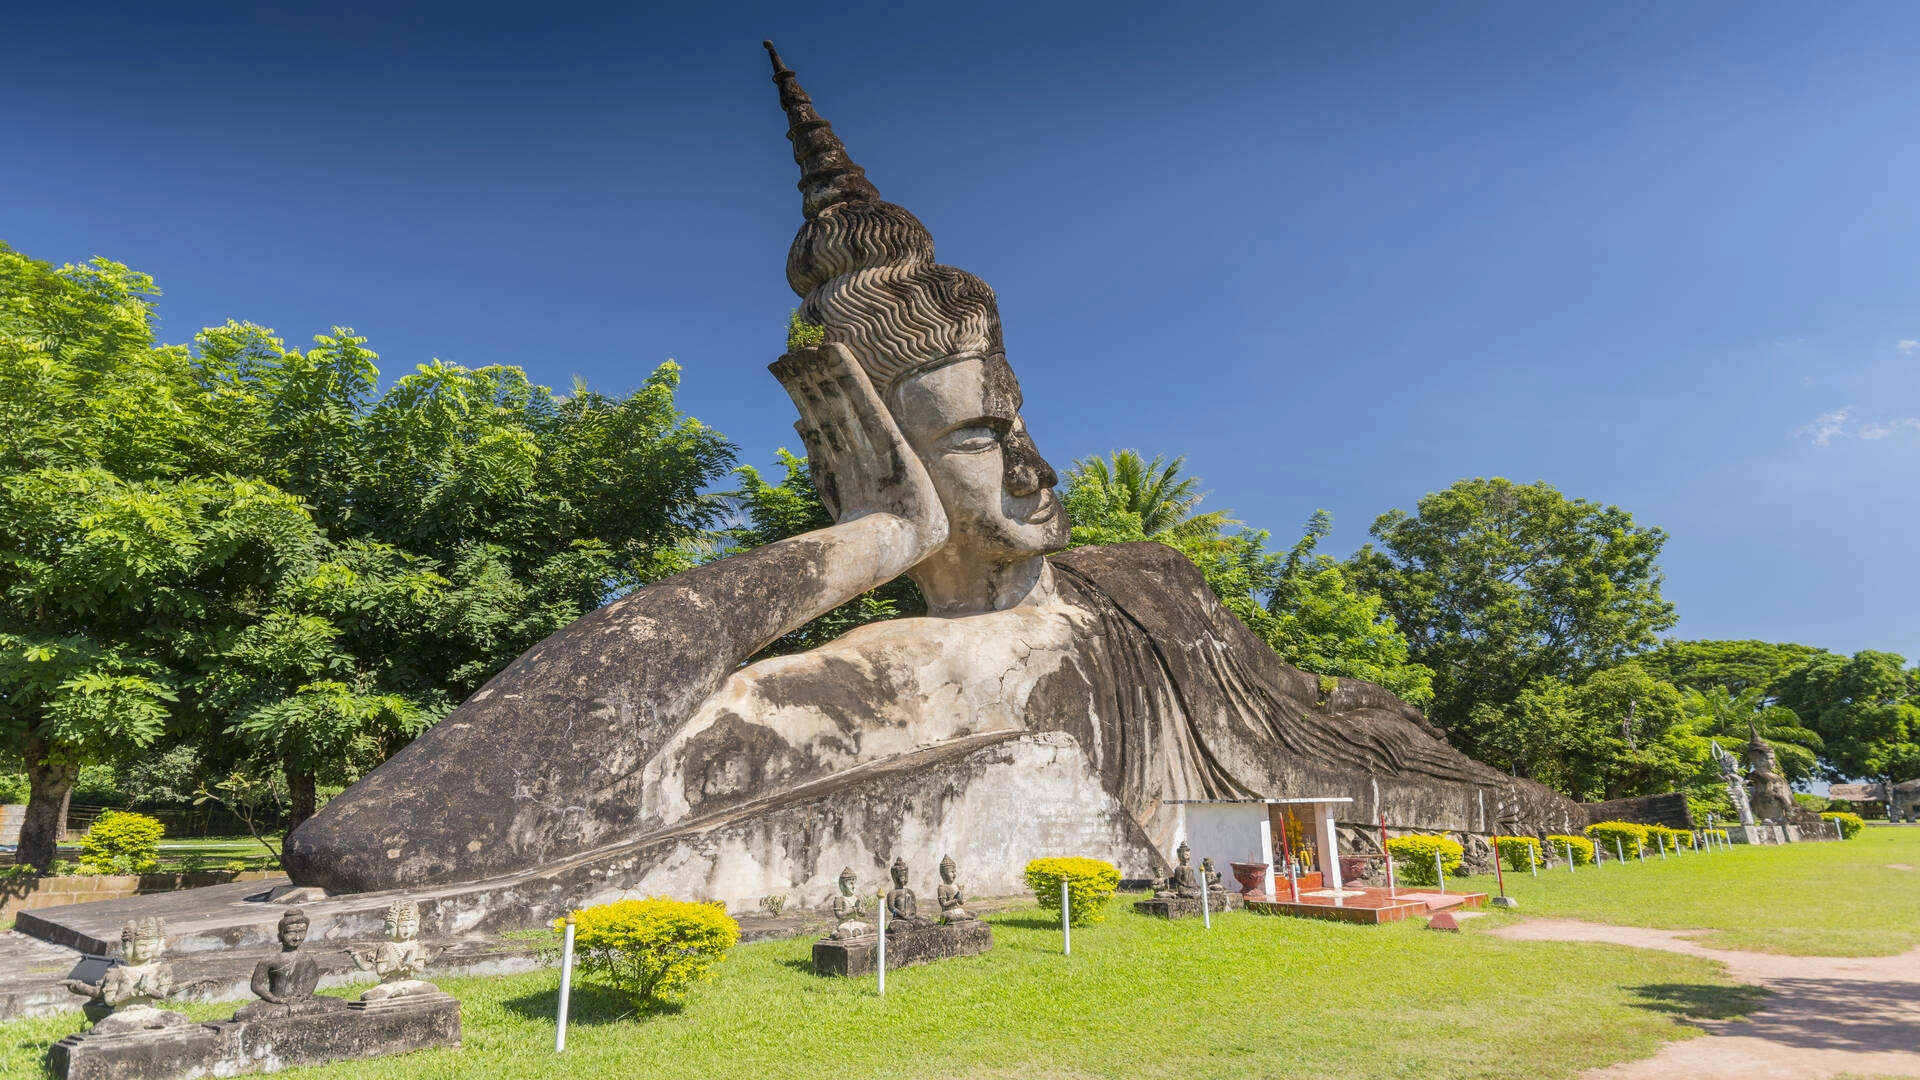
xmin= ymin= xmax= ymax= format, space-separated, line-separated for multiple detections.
xmin=936 ymin=855 xmax=974 ymax=922
xmin=1200 ymin=857 xmax=1226 ymax=895
xmin=233 ymin=908 xmax=343 ymax=1020
xmin=282 ymin=43 xmax=1584 ymax=901
xmin=349 ymin=899 xmax=440 ymax=1002
xmin=63 ymin=918 xmax=191 ymax=1033
xmin=1153 ymin=842 xmax=1203 ymax=899
xmin=883 ymin=857 xmax=932 ymax=932
xmin=828 ymin=866 xmax=874 ymax=940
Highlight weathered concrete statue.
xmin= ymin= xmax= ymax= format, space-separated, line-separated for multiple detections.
xmin=1200 ymin=857 xmax=1226 ymax=895
xmin=1712 ymin=739 xmax=1757 ymax=826
xmin=1742 ymin=724 xmax=1796 ymax=824
xmin=349 ymin=900 xmax=439 ymax=1002
xmin=884 ymin=857 xmax=931 ymax=931
xmin=936 ymin=855 xmax=974 ymax=922
xmin=1153 ymin=842 xmax=1203 ymax=900
xmin=234 ymin=909 xmax=340 ymax=1020
xmin=829 ymin=867 xmax=874 ymax=940
xmin=281 ymin=41 xmax=1581 ymax=906
xmin=62 ymin=918 xmax=189 ymax=1032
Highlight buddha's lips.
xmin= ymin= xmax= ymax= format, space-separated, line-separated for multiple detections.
xmin=1024 ymin=491 xmax=1059 ymax=524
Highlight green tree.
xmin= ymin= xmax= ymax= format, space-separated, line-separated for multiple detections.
xmin=1638 ymin=639 xmax=1833 ymax=694
xmin=1475 ymin=664 xmax=1699 ymax=801
xmin=1679 ymin=684 xmax=1825 ymax=785
xmin=1263 ymin=512 xmax=1433 ymax=704
xmin=1349 ymin=478 xmax=1677 ymax=758
xmin=1063 ymin=451 xmax=1236 ymax=543
xmin=1773 ymin=652 xmax=1920 ymax=807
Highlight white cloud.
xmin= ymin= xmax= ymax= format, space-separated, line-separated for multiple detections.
xmin=1859 ymin=418 xmax=1920 ymax=440
xmin=1797 ymin=407 xmax=1853 ymax=445
xmin=1900 ymin=340 xmax=1920 ymax=354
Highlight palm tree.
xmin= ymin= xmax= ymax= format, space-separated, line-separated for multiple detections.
xmin=1682 ymin=685 xmax=1826 ymax=784
xmin=1066 ymin=450 xmax=1237 ymax=542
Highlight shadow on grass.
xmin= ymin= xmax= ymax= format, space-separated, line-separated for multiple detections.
xmin=989 ymin=916 xmax=1067 ymax=931
xmin=1628 ymin=982 xmax=1770 ymax=1021
xmin=775 ymin=956 xmax=819 ymax=975
xmin=501 ymin=981 xmax=683 ymax=1026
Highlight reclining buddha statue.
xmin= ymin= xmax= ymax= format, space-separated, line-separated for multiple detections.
xmin=284 ymin=43 xmax=1580 ymax=904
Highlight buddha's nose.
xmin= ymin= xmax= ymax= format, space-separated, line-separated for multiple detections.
xmin=1003 ymin=426 xmax=1057 ymax=497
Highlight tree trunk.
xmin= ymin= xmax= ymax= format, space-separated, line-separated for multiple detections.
xmin=18 ymin=737 xmax=79 ymax=871
xmin=287 ymin=764 xmax=316 ymax=830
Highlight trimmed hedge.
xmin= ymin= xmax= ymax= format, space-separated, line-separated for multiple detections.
xmin=1585 ymin=821 xmax=1648 ymax=859
xmin=1025 ymin=857 xmax=1121 ymax=927
xmin=1646 ymin=825 xmax=1692 ymax=852
xmin=1545 ymin=834 xmax=1595 ymax=865
xmin=1493 ymin=835 xmax=1542 ymax=872
xmin=557 ymin=897 xmax=740 ymax=1007
xmin=1383 ymin=834 xmax=1463 ymax=887
xmin=78 ymin=810 xmax=164 ymax=874
xmin=1820 ymin=811 xmax=1865 ymax=839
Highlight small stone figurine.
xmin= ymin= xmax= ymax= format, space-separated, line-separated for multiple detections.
xmin=884 ymin=856 xmax=932 ymax=931
xmin=61 ymin=918 xmax=191 ymax=1033
xmin=234 ymin=908 xmax=341 ymax=1020
xmin=1152 ymin=841 xmax=1202 ymax=899
xmin=1199 ymin=857 xmax=1226 ymax=895
xmin=828 ymin=866 xmax=875 ymax=940
xmin=348 ymin=899 xmax=440 ymax=1002
xmin=936 ymin=855 xmax=975 ymax=922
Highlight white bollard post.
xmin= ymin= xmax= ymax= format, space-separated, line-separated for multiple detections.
xmin=1062 ymin=878 xmax=1071 ymax=956
xmin=1199 ymin=866 xmax=1211 ymax=929
xmin=1435 ymin=851 xmax=1446 ymax=894
xmin=1615 ymin=838 xmax=1625 ymax=866
xmin=1833 ymin=819 xmax=1843 ymax=841
xmin=554 ymin=914 xmax=576 ymax=1053
xmin=877 ymin=893 xmax=887 ymax=997
xmin=1658 ymin=834 xmax=1668 ymax=860
xmin=1529 ymin=842 xmax=1538 ymax=877
xmin=1564 ymin=839 xmax=1575 ymax=873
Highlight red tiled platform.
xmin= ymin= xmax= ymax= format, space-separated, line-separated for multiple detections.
xmin=1243 ymin=885 xmax=1488 ymax=925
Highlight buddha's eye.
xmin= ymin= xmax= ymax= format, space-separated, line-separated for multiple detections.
xmin=944 ymin=424 xmax=1002 ymax=453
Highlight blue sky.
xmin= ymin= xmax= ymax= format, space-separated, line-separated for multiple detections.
xmin=8 ymin=2 xmax=1917 ymax=662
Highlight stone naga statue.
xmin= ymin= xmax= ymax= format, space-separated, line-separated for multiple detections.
xmin=282 ymin=42 xmax=1582 ymax=898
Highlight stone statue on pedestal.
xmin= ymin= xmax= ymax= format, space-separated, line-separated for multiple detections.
xmin=1712 ymin=739 xmax=1756 ymax=826
xmin=884 ymin=857 xmax=932 ymax=932
xmin=1153 ymin=842 xmax=1203 ymax=899
xmin=936 ymin=855 xmax=974 ymax=922
xmin=1743 ymin=724 xmax=1797 ymax=825
xmin=233 ymin=909 xmax=342 ymax=1020
xmin=828 ymin=866 xmax=874 ymax=940
xmin=1200 ymin=857 xmax=1226 ymax=895
xmin=62 ymin=918 xmax=191 ymax=1033
xmin=349 ymin=899 xmax=440 ymax=1002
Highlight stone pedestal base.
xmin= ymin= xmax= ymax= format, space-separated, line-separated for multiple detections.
xmin=1131 ymin=892 xmax=1245 ymax=919
xmin=48 ymin=1023 xmax=220 ymax=1080
xmin=1728 ymin=824 xmax=1800 ymax=844
xmin=812 ymin=920 xmax=993 ymax=976
xmin=47 ymin=993 xmax=461 ymax=1079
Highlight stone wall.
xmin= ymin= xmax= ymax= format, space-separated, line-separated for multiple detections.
xmin=1581 ymin=792 xmax=1695 ymax=830
xmin=0 ymin=872 xmax=279 ymax=922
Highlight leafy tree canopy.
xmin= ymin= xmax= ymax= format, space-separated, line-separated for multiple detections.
xmin=1773 ymin=650 xmax=1920 ymax=784
xmin=1638 ymin=639 xmax=1833 ymax=695
xmin=1473 ymin=663 xmax=1698 ymax=803
xmin=1348 ymin=477 xmax=1677 ymax=758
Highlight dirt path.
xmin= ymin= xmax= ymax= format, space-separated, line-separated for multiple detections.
xmin=1491 ymin=918 xmax=1920 ymax=1079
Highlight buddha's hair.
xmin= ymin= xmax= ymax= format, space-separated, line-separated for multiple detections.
xmin=764 ymin=42 xmax=1004 ymax=398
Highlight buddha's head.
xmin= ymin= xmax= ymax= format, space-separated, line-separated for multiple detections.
xmin=889 ymin=856 xmax=910 ymax=889
xmin=765 ymin=43 xmax=1068 ymax=610
xmin=278 ymin=909 xmax=310 ymax=951
xmin=837 ymin=866 xmax=857 ymax=897
xmin=938 ymin=854 xmax=957 ymax=885
xmin=1176 ymin=840 xmax=1192 ymax=867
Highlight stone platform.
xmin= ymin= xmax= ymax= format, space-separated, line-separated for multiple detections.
xmin=1131 ymin=891 xmax=1245 ymax=919
xmin=812 ymin=920 xmax=993 ymax=976
xmin=1246 ymin=886 xmax=1487 ymax=925
xmin=48 ymin=991 xmax=461 ymax=1079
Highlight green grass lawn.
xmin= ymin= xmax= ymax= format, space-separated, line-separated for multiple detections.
xmin=1459 ymin=824 xmax=1920 ymax=956
xmin=0 ymin=895 xmax=1750 ymax=1080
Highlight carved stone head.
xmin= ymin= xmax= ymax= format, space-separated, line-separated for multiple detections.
xmin=278 ymin=909 xmax=310 ymax=951
xmin=1176 ymin=840 xmax=1192 ymax=867
xmin=889 ymin=856 xmax=910 ymax=889
xmin=765 ymin=42 xmax=1068 ymax=581
xmin=383 ymin=899 xmax=420 ymax=942
xmin=939 ymin=855 xmax=956 ymax=884
xmin=120 ymin=918 xmax=166 ymax=966
xmin=837 ymin=866 xmax=857 ymax=896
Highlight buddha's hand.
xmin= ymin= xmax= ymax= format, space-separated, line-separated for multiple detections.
xmin=771 ymin=342 xmax=949 ymax=555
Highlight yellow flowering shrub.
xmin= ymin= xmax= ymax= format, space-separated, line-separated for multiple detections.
xmin=1493 ymin=835 xmax=1541 ymax=872
xmin=1545 ymin=834 xmax=1595 ymax=865
xmin=1585 ymin=821 xmax=1648 ymax=858
xmin=1024 ymin=857 xmax=1120 ymax=926
xmin=556 ymin=897 xmax=740 ymax=1007
xmin=1383 ymin=834 xmax=1463 ymax=886
xmin=78 ymin=811 xmax=165 ymax=874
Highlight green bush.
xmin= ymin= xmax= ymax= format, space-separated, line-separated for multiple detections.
xmin=1820 ymin=811 xmax=1865 ymax=839
xmin=1024 ymin=857 xmax=1121 ymax=926
xmin=1644 ymin=825 xmax=1692 ymax=852
xmin=556 ymin=897 xmax=740 ymax=1008
xmin=1585 ymin=821 xmax=1648 ymax=859
xmin=1544 ymin=834 xmax=1595 ymax=865
xmin=0 ymin=772 xmax=28 ymax=804
xmin=1383 ymin=834 xmax=1463 ymax=887
xmin=1493 ymin=835 xmax=1542 ymax=872
xmin=78 ymin=810 xmax=164 ymax=874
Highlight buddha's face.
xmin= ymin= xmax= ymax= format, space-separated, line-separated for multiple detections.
xmin=838 ymin=875 xmax=855 ymax=897
xmin=890 ymin=354 xmax=1068 ymax=563
xmin=281 ymin=921 xmax=308 ymax=950
xmin=124 ymin=934 xmax=162 ymax=966
xmin=890 ymin=863 xmax=909 ymax=888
